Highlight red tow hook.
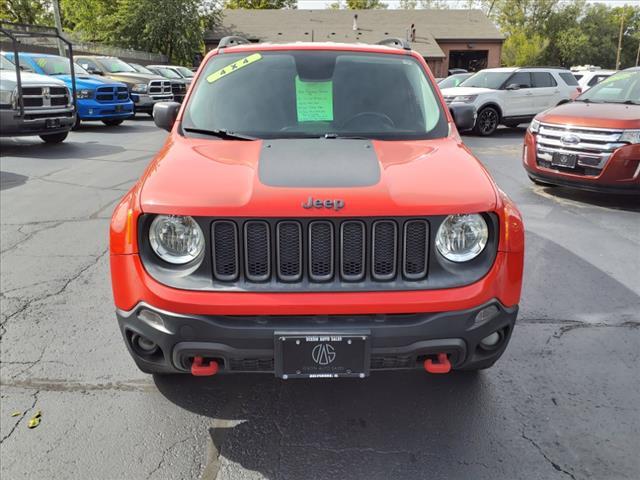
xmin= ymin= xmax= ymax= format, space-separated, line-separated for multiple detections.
xmin=191 ymin=356 xmax=219 ymax=376
xmin=424 ymin=353 xmax=451 ymax=374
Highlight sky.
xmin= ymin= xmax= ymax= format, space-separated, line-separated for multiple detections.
xmin=295 ymin=0 xmax=639 ymax=9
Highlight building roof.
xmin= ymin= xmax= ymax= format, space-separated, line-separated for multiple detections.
xmin=206 ymin=9 xmax=504 ymax=58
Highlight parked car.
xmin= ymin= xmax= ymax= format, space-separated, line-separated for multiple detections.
xmin=573 ymin=69 xmax=617 ymax=91
xmin=523 ymin=68 xmax=640 ymax=194
xmin=110 ymin=37 xmax=524 ymax=378
xmin=0 ymin=54 xmax=74 ymax=143
xmin=147 ymin=64 xmax=194 ymax=84
xmin=143 ymin=65 xmax=188 ymax=102
xmin=4 ymin=52 xmax=133 ymax=128
xmin=441 ymin=67 xmax=580 ymax=136
xmin=75 ymin=56 xmax=172 ymax=116
xmin=437 ymin=73 xmax=473 ymax=89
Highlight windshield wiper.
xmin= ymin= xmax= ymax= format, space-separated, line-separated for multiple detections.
xmin=183 ymin=127 xmax=257 ymax=141
xmin=323 ymin=133 xmax=370 ymax=140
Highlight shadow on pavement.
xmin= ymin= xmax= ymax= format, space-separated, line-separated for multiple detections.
xmin=0 ymin=171 xmax=28 ymax=190
xmin=536 ymin=185 xmax=640 ymax=212
xmin=0 ymin=138 xmax=126 ymax=159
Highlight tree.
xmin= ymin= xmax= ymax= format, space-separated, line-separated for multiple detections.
xmin=224 ymin=0 xmax=297 ymax=8
xmin=399 ymin=0 xmax=417 ymax=9
xmin=501 ymin=31 xmax=548 ymax=66
xmin=344 ymin=0 xmax=387 ymax=8
xmin=0 ymin=0 xmax=53 ymax=24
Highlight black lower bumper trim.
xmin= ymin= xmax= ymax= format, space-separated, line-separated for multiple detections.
xmin=117 ymin=300 xmax=518 ymax=375
xmin=526 ymin=167 xmax=640 ymax=195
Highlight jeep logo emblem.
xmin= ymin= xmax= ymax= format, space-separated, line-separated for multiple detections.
xmin=302 ymin=196 xmax=345 ymax=211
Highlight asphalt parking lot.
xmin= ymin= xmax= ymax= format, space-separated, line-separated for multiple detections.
xmin=1 ymin=120 xmax=639 ymax=480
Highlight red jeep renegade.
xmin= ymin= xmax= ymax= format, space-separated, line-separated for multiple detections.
xmin=110 ymin=38 xmax=524 ymax=378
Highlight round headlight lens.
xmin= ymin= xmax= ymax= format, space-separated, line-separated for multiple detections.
xmin=436 ymin=214 xmax=489 ymax=262
xmin=149 ymin=215 xmax=204 ymax=264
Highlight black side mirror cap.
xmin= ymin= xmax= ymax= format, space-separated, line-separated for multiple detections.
xmin=505 ymin=83 xmax=520 ymax=90
xmin=153 ymin=102 xmax=181 ymax=131
xmin=449 ymin=104 xmax=476 ymax=132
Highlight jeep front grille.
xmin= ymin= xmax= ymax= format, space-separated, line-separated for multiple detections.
xmin=19 ymin=85 xmax=69 ymax=109
xmin=536 ymin=123 xmax=626 ymax=175
xmin=210 ymin=218 xmax=430 ymax=286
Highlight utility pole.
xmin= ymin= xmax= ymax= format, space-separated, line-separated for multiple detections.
xmin=52 ymin=0 xmax=65 ymax=56
xmin=636 ymin=38 xmax=640 ymax=67
xmin=615 ymin=14 xmax=624 ymax=70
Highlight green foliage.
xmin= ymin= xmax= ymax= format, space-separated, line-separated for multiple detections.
xmin=0 ymin=0 xmax=53 ymax=24
xmin=224 ymin=0 xmax=297 ymax=8
xmin=343 ymin=0 xmax=387 ymax=8
xmin=501 ymin=31 xmax=548 ymax=66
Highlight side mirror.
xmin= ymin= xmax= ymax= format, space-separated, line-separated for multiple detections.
xmin=153 ymin=102 xmax=181 ymax=131
xmin=88 ymin=68 xmax=102 ymax=75
xmin=505 ymin=83 xmax=520 ymax=90
xmin=449 ymin=104 xmax=476 ymax=132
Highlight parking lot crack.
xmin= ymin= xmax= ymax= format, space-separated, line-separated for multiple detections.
xmin=146 ymin=436 xmax=191 ymax=479
xmin=521 ymin=427 xmax=576 ymax=479
xmin=0 ymin=389 xmax=39 ymax=444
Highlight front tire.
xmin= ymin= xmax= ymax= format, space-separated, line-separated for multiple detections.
xmin=473 ymin=106 xmax=500 ymax=136
xmin=102 ymin=119 xmax=124 ymax=127
xmin=72 ymin=116 xmax=81 ymax=130
xmin=39 ymin=132 xmax=68 ymax=144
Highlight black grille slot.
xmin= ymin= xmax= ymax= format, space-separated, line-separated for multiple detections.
xmin=23 ymin=97 xmax=43 ymax=107
xmin=21 ymin=87 xmax=42 ymax=96
xmin=372 ymin=221 xmax=397 ymax=280
xmin=244 ymin=221 xmax=270 ymax=282
xmin=276 ymin=222 xmax=302 ymax=281
xmin=50 ymin=87 xmax=67 ymax=95
xmin=212 ymin=221 xmax=239 ymax=281
xmin=51 ymin=97 xmax=67 ymax=106
xmin=403 ymin=220 xmax=428 ymax=280
xmin=340 ymin=221 xmax=365 ymax=281
xmin=309 ymin=221 xmax=334 ymax=282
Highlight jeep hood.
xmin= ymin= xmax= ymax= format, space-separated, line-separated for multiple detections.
xmin=139 ymin=137 xmax=497 ymax=217
xmin=440 ymin=86 xmax=497 ymax=96
xmin=537 ymin=102 xmax=640 ymax=129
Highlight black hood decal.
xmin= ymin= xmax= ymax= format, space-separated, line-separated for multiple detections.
xmin=258 ymin=139 xmax=380 ymax=188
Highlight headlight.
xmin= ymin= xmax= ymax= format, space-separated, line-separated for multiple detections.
xmin=0 ymin=89 xmax=15 ymax=107
xmin=619 ymin=129 xmax=640 ymax=144
xmin=149 ymin=215 xmax=204 ymax=265
xmin=452 ymin=95 xmax=477 ymax=103
xmin=436 ymin=214 xmax=489 ymax=263
xmin=132 ymin=83 xmax=148 ymax=93
xmin=528 ymin=119 xmax=541 ymax=134
xmin=77 ymin=89 xmax=93 ymax=99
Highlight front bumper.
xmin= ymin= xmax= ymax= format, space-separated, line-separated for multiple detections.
xmin=117 ymin=300 xmax=518 ymax=375
xmin=77 ymin=99 xmax=134 ymax=120
xmin=130 ymin=93 xmax=173 ymax=112
xmin=0 ymin=108 xmax=75 ymax=137
xmin=523 ymin=131 xmax=640 ymax=193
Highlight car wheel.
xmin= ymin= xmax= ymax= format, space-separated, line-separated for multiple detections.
xmin=39 ymin=132 xmax=69 ymax=144
xmin=102 ymin=119 xmax=124 ymax=127
xmin=473 ymin=107 xmax=500 ymax=136
xmin=528 ymin=175 xmax=556 ymax=187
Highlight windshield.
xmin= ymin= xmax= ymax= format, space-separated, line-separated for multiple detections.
xmin=578 ymin=71 xmax=640 ymax=104
xmin=130 ymin=63 xmax=154 ymax=75
xmin=29 ymin=56 xmax=88 ymax=75
xmin=460 ymin=71 xmax=512 ymax=89
xmin=0 ymin=55 xmax=15 ymax=71
xmin=183 ymin=50 xmax=447 ymax=140
xmin=175 ymin=66 xmax=194 ymax=78
xmin=439 ymin=73 xmax=472 ymax=89
xmin=97 ymin=58 xmax=136 ymax=73
xmin=153 ymin=67 xmax=181 ymax=79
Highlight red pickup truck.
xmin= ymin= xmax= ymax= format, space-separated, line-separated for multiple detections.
xmin=110 ymin=38 xmax=524 ymax=379
xmin=524 ymin=67 xmax=640 ymax=194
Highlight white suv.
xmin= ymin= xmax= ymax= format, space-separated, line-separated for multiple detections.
xmin=441 ymin=67 xmax=580 ymax=136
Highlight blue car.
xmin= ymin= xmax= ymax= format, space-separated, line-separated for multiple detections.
xmin=5 ymin=52 xmax=134 ymax=128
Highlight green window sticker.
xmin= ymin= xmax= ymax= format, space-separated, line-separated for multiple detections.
xmin=295 ymin=76 xmax=333 ymax=122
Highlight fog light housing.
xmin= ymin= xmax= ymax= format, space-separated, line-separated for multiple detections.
xmin=131 ymin=333 xmax=159 ymax=356
xmin=474 ymin=305 xmax=500 ymax=325
xmin=138 ymin=309 xmax=167 ymax=332
xmin=479 ymin=331 xmax=502 ymax=351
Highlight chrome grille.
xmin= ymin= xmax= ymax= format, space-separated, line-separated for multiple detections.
xmin=210 ymin=218 xmax=431 ymax=285
xmin=148 ymin=80 xmax=173 ymax=98
xmin=536 ymin=123 xmax=626 ymax=174
xmin=19 ymin=85 xmax=69 ymax=109
xmin=171 ymin=81 xmax=186 ymax=95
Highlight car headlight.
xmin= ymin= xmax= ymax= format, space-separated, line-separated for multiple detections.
xmin=528 ymin=119 xmax=541 ymax=134
xmin=149 ymin=215 xmax=204 ymax=264
xmin=619 ymin=129 xmax=640 ymax=144
xmin=0 ymin=89 xmax=15 ymax=107
xmin=77 ymin=89 xmax=93 ymax=99
xmin=452 ymin=95 xmax=477 ymax=103
xmin=132 ymin=83 xmax=148 ymax=93
xmin=436 ymin=214 xmax=489 ymax=263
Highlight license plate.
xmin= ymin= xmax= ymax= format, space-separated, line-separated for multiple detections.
xmin=551 ymin=152 xmax=577 ymax=168
xmin=45 ymin=118 xmax=60 ymax=129
xmin=275 ymin=333 xmax=370 ymax=379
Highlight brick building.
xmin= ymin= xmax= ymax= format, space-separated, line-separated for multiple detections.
xmin=205 ymin=9 xmax=504 ymax=77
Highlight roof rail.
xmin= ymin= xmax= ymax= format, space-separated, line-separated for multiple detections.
xmin=517 ymin=66 xmax=569 ymax=70
xmin=377 ymin=37 xmax=411 ymax=51
xmin=218 ymin=36 xmax=251 ymax=49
